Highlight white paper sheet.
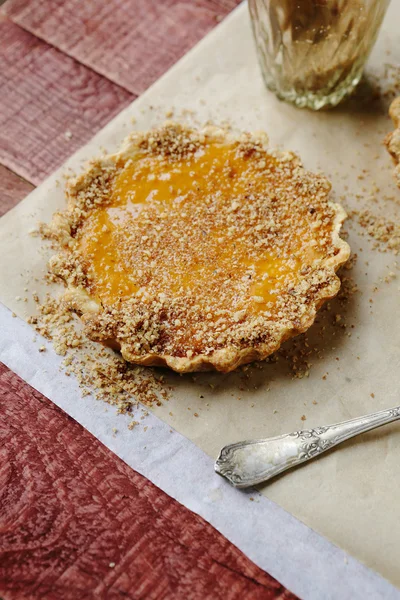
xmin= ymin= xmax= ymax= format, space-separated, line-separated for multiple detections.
xmin=1 ymin=1 xmax=400 ymax=596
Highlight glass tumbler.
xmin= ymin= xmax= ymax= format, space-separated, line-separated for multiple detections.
xmin=248 ymin=0 xmax=390 ymax=110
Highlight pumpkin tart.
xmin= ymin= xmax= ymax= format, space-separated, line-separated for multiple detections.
xmin=47 ymin=123 xmax=350 ymax=372
xmin=385 ymin=97 xmax=400 ymax=188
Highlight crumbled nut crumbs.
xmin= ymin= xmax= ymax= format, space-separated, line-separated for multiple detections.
xmin=29 ymin=294 xmax=170 ymax=415
xmin=357 ymin=210 xmax=400 ymax=255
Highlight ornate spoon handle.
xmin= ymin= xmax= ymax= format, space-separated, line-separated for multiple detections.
xmin=215 ymin=406 xmax=400 ymax=488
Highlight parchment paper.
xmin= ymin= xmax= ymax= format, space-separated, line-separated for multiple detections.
xmin=1 ymin=1 xmax=400 ymax=589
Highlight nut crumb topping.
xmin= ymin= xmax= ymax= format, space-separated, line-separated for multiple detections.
xmin=44 ymin=122 xmax=349 ymax=372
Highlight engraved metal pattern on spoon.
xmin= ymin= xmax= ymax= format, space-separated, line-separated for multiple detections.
xmin=215 ymin=406 xmax=400 ymax=488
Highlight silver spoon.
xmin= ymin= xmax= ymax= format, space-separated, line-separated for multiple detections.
xmin=215 ymin=405 xmax=400 ymax=488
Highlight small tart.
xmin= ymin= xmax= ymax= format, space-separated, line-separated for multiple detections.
xmin=385 ymin=97 xmax=400 ymax=188
xmin=48 ymin=123 xmax=350 ymax=373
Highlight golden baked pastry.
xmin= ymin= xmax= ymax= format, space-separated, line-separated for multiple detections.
xmin=47 ymin=123 xmax=350 ymax=373
xmin=385 ymin=97 xmax=400 ymax=188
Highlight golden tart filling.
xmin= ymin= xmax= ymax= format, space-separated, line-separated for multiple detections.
xmin=48 ymin=123 xmax=350 ymax=372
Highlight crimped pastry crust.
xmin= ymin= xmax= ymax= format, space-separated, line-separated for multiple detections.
xmin=385 ymin=97 xmax=400 ymax=188
xmin=47 ymin=123 xmax=350 ymax=373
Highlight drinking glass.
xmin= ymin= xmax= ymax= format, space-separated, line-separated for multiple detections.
xmin=248 ymin=0 xmax=390 ymax=110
